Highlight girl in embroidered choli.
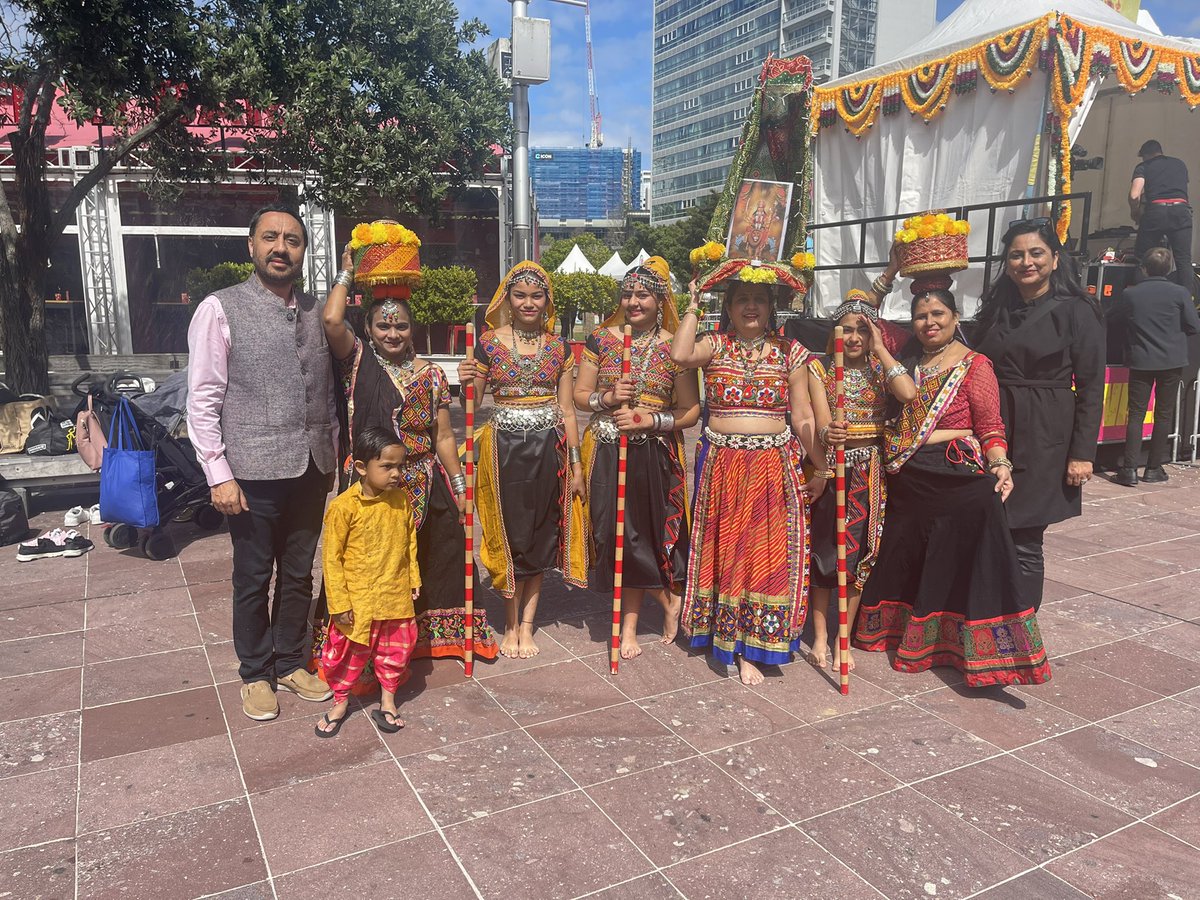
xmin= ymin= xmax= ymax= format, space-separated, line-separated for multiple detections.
xmin=458 ymin=262 xmax=587 ymax=659
xmin=322 ymin=244 xmax=498 ymax=664
xmin=574 ymin=257 xmax=701 ymax=660
xmin=671 ymin=276 xmax=827 ymax=686
xmin=806 ymin=292 xmax=915 ymax=672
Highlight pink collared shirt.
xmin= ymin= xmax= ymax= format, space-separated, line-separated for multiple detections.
xmin=187 ymin=290 xmax=338 ymax=486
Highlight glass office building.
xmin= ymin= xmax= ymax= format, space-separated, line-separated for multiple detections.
xmin=651 ymin=0 xmax=935 ymax=222
xmin=530 ymin=146 xmax=643 ymax=227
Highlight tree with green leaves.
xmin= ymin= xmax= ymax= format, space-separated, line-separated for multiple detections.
xmin=410 ymin=265 xmax=476 ymax=354
xmin=551 ymin=272 xmax=619 ymax=323
xmin=539 ymin=232 xmax=615 ymax=273
xmin=0 ymin=0 xmax=508 ymax=393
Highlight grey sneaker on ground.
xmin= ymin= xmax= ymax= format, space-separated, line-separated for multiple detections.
xmin=241 ymin=680 xmax=279 ymax=721
xmin=277 ymin=668 xmax=333 ymax=701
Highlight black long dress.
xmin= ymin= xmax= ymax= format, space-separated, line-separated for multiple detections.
xmin=973 ymin=289 xmax=1106 ymax=530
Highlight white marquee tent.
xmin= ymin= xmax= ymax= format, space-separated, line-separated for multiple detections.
xmin=598 ymin=251 xmax=628 ymax=279
xmin=811 ymin=0 xmax=1200 ymax=317
xmin=555 ymin=243 xmax=596 ymax=274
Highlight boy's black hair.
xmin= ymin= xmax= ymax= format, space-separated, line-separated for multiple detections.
xmin=248 ymin=203 xmax=308 ymax=246
xmin=353 ymin=425 xmax=404 ymax=463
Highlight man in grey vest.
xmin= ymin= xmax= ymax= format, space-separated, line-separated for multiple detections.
xmin=187 ymin=204 xmax=337 ymax=720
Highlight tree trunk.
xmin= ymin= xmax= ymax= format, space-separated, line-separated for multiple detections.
xmin=0 ymin=275 xmax=50 ymax=395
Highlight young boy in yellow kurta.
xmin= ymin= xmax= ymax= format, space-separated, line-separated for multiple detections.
xmin=316 ymin=426 xmax=421 ymax=738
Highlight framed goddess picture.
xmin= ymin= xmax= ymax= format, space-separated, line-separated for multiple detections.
xmin=726 ymin=178 xmax=793 ymax=262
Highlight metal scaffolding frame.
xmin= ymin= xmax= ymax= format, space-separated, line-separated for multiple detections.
xmin=75 ymin=152 xmax=133 ymax=354
xmin=300 ymin=191 xmax=334 ymax=299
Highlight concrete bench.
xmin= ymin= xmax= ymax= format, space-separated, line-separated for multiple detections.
xmin=0 ymin=453 xmax=99 ymax=516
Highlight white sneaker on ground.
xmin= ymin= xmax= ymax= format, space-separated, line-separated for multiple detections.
xmin=64 ymin=506 xmax=88 ymax=526
xmin=88 ymin=504 xmax=103 ymax=525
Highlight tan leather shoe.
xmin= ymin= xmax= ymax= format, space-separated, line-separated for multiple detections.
xmin=277 ymin=668 xmax=333 ymax=702
xmin=241 ymin=680 xmax=279 ymax=721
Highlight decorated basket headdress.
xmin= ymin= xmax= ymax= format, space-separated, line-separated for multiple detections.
xmin=350 ymin=219 xmax=422 ymax=298
xmin=485 ymin=261 xmax=556 ymax=332
xmin=894 ymin=212 xmax=970 ymax=278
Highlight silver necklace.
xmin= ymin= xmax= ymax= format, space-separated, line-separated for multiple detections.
xmin=627 ymin=325 xmax=660 ymax=401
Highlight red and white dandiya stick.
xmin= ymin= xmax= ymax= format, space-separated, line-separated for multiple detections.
xmin=463 ymin=322 xmax=476 ymax=678
xmin=833 ymin=325 xmax=850 ymax=696
xmin=610 ymin=324 xmax=633 ymax=676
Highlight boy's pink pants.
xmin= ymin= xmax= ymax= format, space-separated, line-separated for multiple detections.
xmin=321 ymin=618 xmax=417 ymax=703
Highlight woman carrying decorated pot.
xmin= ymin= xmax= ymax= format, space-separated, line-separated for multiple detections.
xmin=574 ymin=257 xmax=701 ymax=659
xmin=805 ymin=290 xmax=916 ymax=672
xmin=457 ymin=262 xmax=587 ymax=659
xmin=672 ymin=256 xmax=827 ymax=686
xmin=854 ymin=217 xmax=1050 ymax=687
xmin=322 ymin=221 xmax=499 ymax=664
xmin=973 ymin=220 xmax=1105 ymax=612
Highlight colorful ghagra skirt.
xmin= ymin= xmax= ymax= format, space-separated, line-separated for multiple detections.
xmin=809 ymin=444 xmax=886 ymax=591
xmin=476 ymin=405 xmax=587 ymax=599
xmin=681 ymin=428 xmax=810 ymax=666
xmin=583 ymin=418 xmax=689 ymax=594
xmin=855 ymin=438 xmax=1051 ymax=687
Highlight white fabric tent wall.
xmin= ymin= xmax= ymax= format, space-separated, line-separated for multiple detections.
xmin=555 ymin=244 xmax=596 ymax=274
xmin=598 ymin=251 xmax=627 ymax=279
xmin=626 ymin=248 xmax=650 ymax=270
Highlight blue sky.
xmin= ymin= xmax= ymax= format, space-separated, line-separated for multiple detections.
xmin=466 ymin=1 xmax=1199 ymax=162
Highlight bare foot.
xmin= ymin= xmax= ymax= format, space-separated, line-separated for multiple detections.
xmin=517 ymin=623 xmax=540 ymax=659
xmin=500 ymin=630 xmax=520 ymax=658
xmin=737 ymin=657 xmax=765 ymax=686
xmin=316 ymin=700 xmax=349 ymax=734
xmin=660 ymin=594 xmax=681 ymax=644
xmin=620 ymin=634 xmax=643 ymax=660
xmin=833 ymin=645 xmax=856 ymax=673
xmin=805 ymin=645 xmax=830 ymax=669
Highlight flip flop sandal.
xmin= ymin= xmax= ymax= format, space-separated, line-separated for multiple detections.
xmin=314 ymin=712 xmax=348 ymax=738
xmin=370 ymin=708 xmax=404 ymax=733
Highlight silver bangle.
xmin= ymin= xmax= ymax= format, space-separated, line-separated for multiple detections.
xmin=818 ymin=424 xmax=831 ymax=444
xmin=872 ymin=275 xmax=894 ymax=294
xmin=449 ymin=474 xmax=467 ymax=496
xmin=334 ymin=270 xmax=354 ymax=289
xmin=568 ymin=446 xmax=581 ymax=465
xmin=885 ymin=363 xmax=908 ymax=382
xmin=588 ymin=391 xmax=606 ymax=412
xmin=657 ymin=411 xmax=675 ymax=432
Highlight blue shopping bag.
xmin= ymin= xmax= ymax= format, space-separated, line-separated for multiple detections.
xmin=99 ymin=397 xmax=159 ymax=528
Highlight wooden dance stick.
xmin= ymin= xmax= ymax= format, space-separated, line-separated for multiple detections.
xmin=833 ymin=326 xmax=850 ymax=696
xmin=610 ymin=325 xmax=633 ymax=676
xmin=463 ymin=322 xmax=476 ymax=678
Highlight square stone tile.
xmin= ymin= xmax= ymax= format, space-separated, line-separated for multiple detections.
xmin=83 ymin=646 xmax=214 ymax=707
xmin=446 ymin=791 xmax=649 ymax=897
xmin=399 ymin=729 xmax=576 ymax=827
xmin=215 ymin=678 xmax=324 ymax=733
xmin=1013 ymin=657 xmax=1164 ymax=722
xmin=1037 ymin=610 xmax=1124 ymax=658
xmin=586 ymin=873 xmax=682 ymax=899
xmin=0 ymin=632 xmax=83 ymax=678
xmin=580 ymin=642 xmax=725 ymax=700
xmin=1048 ymin=551 xmax=1179 ymax=592
xmin=1041 ymin=594 xmax=1173 ymax=637
xmin=0 ymin=840 xmax=76 ymax=900
xmin=836 ymin=647 xmax=965 ymax=697
xmin=812 ymin=701 xmax=1000 ymax=783
xmin=748 ymin=659 xmax=898 ymax=723
xmin=705 ymin=725 xmax=901 ymax=822
xmin=0 ymin=668 xmax=81 ymax=723
xmin=666 ymin=825 xmax=880 ymax=899
xmin=0 ymin=767 xmax=77 ymax=851
xmin=180 ymin=558 xmax=234 ymax=586
xmin=86 ymin=563 xmax=187 ymax=598
xmin=0 ymin=576 xmax=88 ymax=614
xmin=972 ymin=869 xmax=1091 ymax=899
xmin=1106 ymin=572 xmax=1200 ymax=621
xmin=252 ymin=761 xmax=431 ymax=875
xmin=81 ymin=685 xmax=225 ymax=763
xmin=1135 ymin=536 xmax=1200 ymax=570
xmin=479 ymin=658 xmax=626 ymax=725
xmin=1131 ymin=621 xmax=1200 ymax=664
xmin=1147 ymin=795 xmax=1200 ymax=848
xmin=273 ymin=832 xmax=476 ymax=900
xmin=0 ymin=712 xmax=79 ymax=780
xmin=588 ymin=755 xmax=783 ymax=866
xmin=375 ymin=681 xmax=518 ymax=757
xmin=802 ymin=788 xmax=1030 ymax=899
xmin=1069 ymin=640 xmax=1200 ymax=694
xmin=78 ymin=733 xmax=242 ymax=833
xmin=913 ymin=755 xmax=1134 ymax=863
xmin=1041 ymin=579 xmax=1091 ymax=603
xmin=1047 ymin=823 xmax=1200 ymax=899
xmin=77 ymin=799 xmax=266 ymax=899
xmin=638 ymin=680 xmax=804 ymax=754
xmin=911 ymin=683 xmax=1088 ymax=751
xmin=84 ymin=586 xmax=194 ymax=627
xmin=205 ymin=640 xmax=243 ymax=683
xmin=233 ymin=698 xmax=392 ymax=792
xmin=526 ymin=614 xmax=612 ymax=659
xmin=528 ymin=702 xmax=695 ymax=786
xmin=1102 ymin=699 xmax=1200 ymax=767
xmin=394 ymin=656 xmax=472 ymax=697
xmin=83 ymin=614 xmax=202 ymax=664
xmin=1016 ymin=726 xmax=1200 ymax=818
xmin=0 ymin=600 xmax=84 ymax=639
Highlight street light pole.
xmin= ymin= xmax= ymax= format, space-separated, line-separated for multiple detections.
xmin=511 ymin=0 xmax=532 ymax=264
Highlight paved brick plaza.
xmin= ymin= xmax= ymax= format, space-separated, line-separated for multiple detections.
xmin=4 ymin=463 xmax=1200 ymax=899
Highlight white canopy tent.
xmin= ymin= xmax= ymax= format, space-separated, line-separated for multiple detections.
xmin=555 ymin=243 xmax=596 ymax=274
xmin=811 ymin=0 xmax=1200 ymax=318
xmin=626 ymin=248 xmax=650 ymax=270
xmin=598 ymin=251 xmax=628 ymax=279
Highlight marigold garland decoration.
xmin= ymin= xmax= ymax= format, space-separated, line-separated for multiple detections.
xmin=739 ymin=266 xmax=778 ymax=284
xmin=351 ymin=219 xmax=423 ymax=291
xmin=894 ymin=213 xmax=970 ymax=244
xmin=349 ymin=221 xmax=421 ymax=251
xmin=791 ymin=251 xmax=816 ymax=270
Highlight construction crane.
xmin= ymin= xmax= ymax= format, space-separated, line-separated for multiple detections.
xmin=585 ymin=0 xmax=602 ymax=148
